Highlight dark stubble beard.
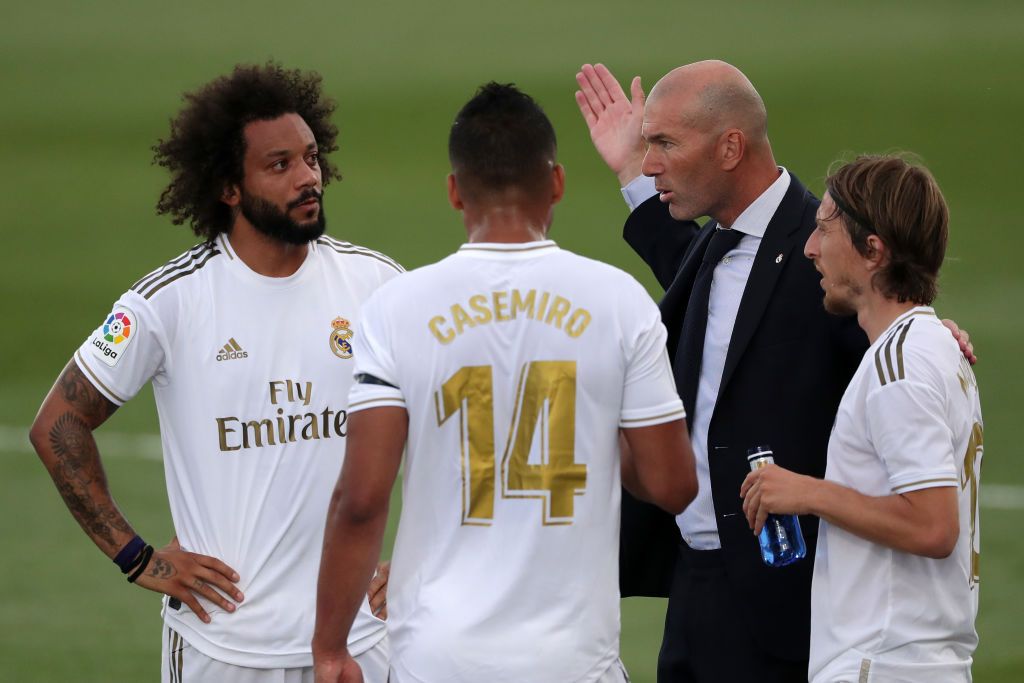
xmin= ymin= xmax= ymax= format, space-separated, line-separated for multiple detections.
xmin=240 ymin=188 xmax=326 ymax=245
xmin=822 ymin=279 xmax=861 ymax=317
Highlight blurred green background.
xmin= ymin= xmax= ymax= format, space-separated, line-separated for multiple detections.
xmin=2 ymin=0 xmax=1021 ymax=680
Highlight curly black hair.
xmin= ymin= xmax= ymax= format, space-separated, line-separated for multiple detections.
xmin=153 ymin=62 xmax=339 ymax=240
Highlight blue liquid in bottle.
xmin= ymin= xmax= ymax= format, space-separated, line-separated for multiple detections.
xmin=748 ymin=446 xmax=807 ymax=568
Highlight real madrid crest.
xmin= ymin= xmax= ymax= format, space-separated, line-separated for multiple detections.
xmin=330 ymin=316 xmax=354 ymax=359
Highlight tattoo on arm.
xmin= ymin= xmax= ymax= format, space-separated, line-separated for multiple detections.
xmin=47 ymin=411 xmax=131 ymax=548
xmin=57 ymin=362 xmax=117 ymax=426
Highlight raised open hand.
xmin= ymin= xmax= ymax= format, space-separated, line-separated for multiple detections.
xmin=575 ymin=63 xmax=647 ymax=185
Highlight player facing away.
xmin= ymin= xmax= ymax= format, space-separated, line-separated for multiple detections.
xmin=29 ymin=63 xmax=399 ymax=682
xmin=741 ymin=155 xmax=983 ymax=682
xmin=312 ymin=83 xmax=698 ymax=683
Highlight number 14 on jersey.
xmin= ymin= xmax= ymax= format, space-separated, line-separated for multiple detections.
xmin=434 ymin=361 xmax=587 ymax=527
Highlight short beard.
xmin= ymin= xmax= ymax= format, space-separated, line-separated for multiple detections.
xmin=240 ymin=189 xmax=326 ymax=245
xmin=822 ymin=279 xmax=861 ymax=317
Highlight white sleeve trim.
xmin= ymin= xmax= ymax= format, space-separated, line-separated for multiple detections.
xmin=347 ymin=396 xmax=407 ymax=414
xmin=619 ymin=400 xmax=686 ymax=429
xmin=73 ymin=350 xmax=129 ymax=405
xmin=890 ymin=473 xmax=959 ymax=494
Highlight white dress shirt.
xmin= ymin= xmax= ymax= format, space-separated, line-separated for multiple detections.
xmin=622 ymin=169 xmax=791 ymax=548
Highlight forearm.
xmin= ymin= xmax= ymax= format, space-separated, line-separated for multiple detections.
xmin=35 ymin=414 xmax=137 ymax=555
xmin=621 ymin=421 xmax=696 ymax=514
xmin=29 ymin=360 xmax=134 ymax=557
xmin=619 ymin=432 xmax=644 ymax=500
xmin=313 ymin=493 xmax=389 ymax=660
xmin=808 ymin=479 xmax=958 ymax=558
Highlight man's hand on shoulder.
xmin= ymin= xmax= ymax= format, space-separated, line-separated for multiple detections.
xmin=575 ymin=63 xmax=647 ymax=186
xmin=941 ymin=318 xmax=977 ymax=365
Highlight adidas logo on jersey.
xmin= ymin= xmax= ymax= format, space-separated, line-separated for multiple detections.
xmin=216 ymin=338 xmax=249 ymax=361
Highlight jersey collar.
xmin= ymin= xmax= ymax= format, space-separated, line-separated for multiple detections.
xmin=456 ymin=240 xmax=559 ymax=258
xmin=875 ymin=305 xmax=937 ymax=343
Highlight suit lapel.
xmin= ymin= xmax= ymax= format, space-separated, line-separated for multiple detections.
xmin=718 ymin=177 xmax=815 ymax=397
xmin=660 ymin=221 xmax=717 ymax=363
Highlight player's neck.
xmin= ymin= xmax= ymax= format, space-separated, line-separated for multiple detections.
xmin=463 ymin=204 xmax=550 ymax=244
xmin=857 ymin=294 xmax=919 ymax=344
xmin=226 ymin=221 xmax=310 ymax=277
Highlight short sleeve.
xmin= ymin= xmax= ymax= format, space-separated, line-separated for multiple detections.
xmin=348 ymin=289 xmax=406 ymax=414
xmin=619 ymin=294 xmax=686 ymax=429
xmin=866 ymin=374 xmax=958 ymax=494
xmin=73 ymin=292 xmax=167 ymax=405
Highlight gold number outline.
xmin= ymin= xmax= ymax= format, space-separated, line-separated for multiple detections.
xmin=961 ymin=421 xmax=983 ymax=587
xmin=435 ymin=361 xmax=587 ymax=526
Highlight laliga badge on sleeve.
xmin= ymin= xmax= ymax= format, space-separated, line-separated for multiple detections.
xmin=88 ymin=307 xmax=137 ymax=367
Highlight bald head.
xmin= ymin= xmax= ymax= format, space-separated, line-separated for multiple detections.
xmin=640 ymin=60 xmax=780 ymax=226
xmin=649 ymin=60 xmax=768 ymax=147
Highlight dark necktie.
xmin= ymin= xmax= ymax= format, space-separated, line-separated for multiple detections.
xmin=677 ymin=227 xmax=745 ymax=421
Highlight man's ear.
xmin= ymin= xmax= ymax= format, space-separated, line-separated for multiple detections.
xmin=551 ymin=164 xmax=566 ymax=205
xmin=222 ymin=184 xmax=241 ymax=208
xmin=447 ymin=173 xmax=464 ymax=211
xmin=718 ymin=128 xmax=745 ymax=172
xmin=864 ymin=234 xmax=889 ymax=272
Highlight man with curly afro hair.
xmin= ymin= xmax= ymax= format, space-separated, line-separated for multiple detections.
xmin=30 ymin=62 xmax=400 ymax=682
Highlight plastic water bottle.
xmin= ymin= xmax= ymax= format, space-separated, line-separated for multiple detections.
xmin=748 ymin=446 xmax=807 ymax=568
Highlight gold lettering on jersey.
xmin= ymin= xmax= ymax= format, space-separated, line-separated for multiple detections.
xmin=215 ymin=379 xmax=346 ymax=452
xmin=511 ymin=288 xmax=535 ymax=319
xmin=535 ymin=291 xmax=551 ymax=321
xmin=957 ymin=356 xmax=978 ymax=398
xmin=492 ymin=290 xmax=511 ymax=321
xmin=451 ymin=304 xmax=475 ymax=335
xmin=216 ymin=417 xmax=241 ymax=451
xmin=436 ymin=361 xmax=587 ymax=527
xmin=961 ymin=421 xmax=983 ymax=587
xmin=427 ymin=289 xmax=592 ymax=345
xmin=269 ymin=380 xmax=313 ymax=406
xmin=242 ymin=419 xmax=275 ymax=448
xmin=564 ymin=308 xmax=592 ymax=339
xmin=544 ymin=295 xmax=571 ymax=328
xmin=469 ymin=294 xmax=492 ymax=324
xmin=429 ymin=316 xmax=456 ymax=345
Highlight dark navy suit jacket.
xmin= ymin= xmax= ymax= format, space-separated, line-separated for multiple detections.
xmin=619 ymin=174 xmax=867 ymax=661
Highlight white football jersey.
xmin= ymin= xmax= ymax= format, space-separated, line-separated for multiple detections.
xmin=75 ymin=233 xmax=402 ymax=668
xmin=810 ymin=307 xmax=983 ymax=683
xmin=347 ymin=241 xmax=685 ymax=683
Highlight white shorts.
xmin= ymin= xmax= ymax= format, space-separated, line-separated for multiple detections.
xmin=387 ymin=655 xmax=629 ymax=683
xmin=599 ymin=658 xmax=631 ymax=683
xmin=162 ymin=625 xmax=390 ymax=683
xmin=813 ymin=653 xmax=971 ymax=683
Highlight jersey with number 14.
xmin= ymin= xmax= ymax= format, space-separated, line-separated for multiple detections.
xmin=348 ymin=241 xmax=685 ymax=683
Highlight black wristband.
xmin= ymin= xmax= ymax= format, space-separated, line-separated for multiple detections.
xmin=113 ymin=535 xmax=146 ymax=574
xmin=127 ymin=545 xmax=155 ymax=583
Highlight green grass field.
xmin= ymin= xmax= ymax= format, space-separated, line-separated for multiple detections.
xmin=2 ymin=1 xmax=1022 ymax=679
